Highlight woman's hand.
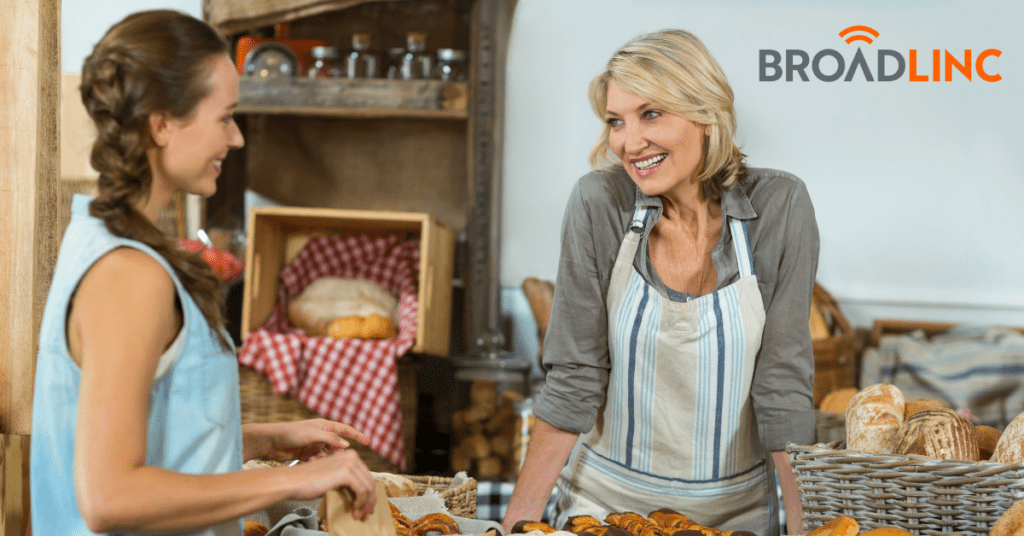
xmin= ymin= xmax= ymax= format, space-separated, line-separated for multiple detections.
xmin=290 ymin=449 xmax=378 ymax=520
xmin=243 ymin=419 xmax=371 ymax=463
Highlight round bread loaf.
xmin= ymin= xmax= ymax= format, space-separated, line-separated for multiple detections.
xmin=991 ymin=412 xmax=1024 ymax=464
xmin=846 ymin=384 xmax=905 ymax=454
xmin=287 ymin=277 xmax=398 ymax=337
xmin=991 ymin=500 xmax=1024 ymax=536
xmin=820 ymin=388 xmax=859 ymax=414
xmin=893 ymin=407 xmax=979 ymax=461
xmin=903 ymin=398 xmax=952 ymax=420
xmin=976 ymin=425 xmax=1002 ymax=461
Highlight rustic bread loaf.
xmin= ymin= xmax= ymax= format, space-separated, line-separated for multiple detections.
xmin=370 ymin=471 xmax=419 ymax=498
xmin=903 ymin=398 xmax=952 ymax=420
xmin=846 ymin=383 xmax=905 ymax=454
xmin=975 ymin=425 xmax=1002 ymax=461
xmin=991 ymin=412 xmax=1024 ymax=464
xmin=894 ymin=407 xmax=980 ymax=461
xmin=287 ymin=277 xmax=398 ymax=337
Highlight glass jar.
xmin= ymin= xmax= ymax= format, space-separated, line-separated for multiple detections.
xmin=435 ymin=48 xmax=467 ymax=82
xmin=450 ymin=356 xmax=532 ymax=481
xmin=308 ymin=46 xmax=340 ymax=78
xmin=385 ymin=47 xmax=406 ymax=79
xmin=345 ymin=33 xmax=379 ymax=79
xmin=400 ymin=32 xmax=432 ymax=80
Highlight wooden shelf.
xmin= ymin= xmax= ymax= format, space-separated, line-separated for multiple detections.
xmin=237 ymin=77 xmax=467 ymax=119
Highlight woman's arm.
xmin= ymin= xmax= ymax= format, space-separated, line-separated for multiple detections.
xmin=502 ymin=419 xmax=579 ymax=533
xmin=72 ymin=249 xmax=376 ymax=533
xmin=773 ymin=450 xmax=804 ymax=535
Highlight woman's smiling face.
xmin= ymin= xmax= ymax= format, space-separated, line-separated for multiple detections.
xmin=605 ymin=82 xmax=706 ymax=199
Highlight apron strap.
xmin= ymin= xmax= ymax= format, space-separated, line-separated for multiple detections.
xmin=630 ymin=207 xmax=650 ymax=233
xmin=728 ymin=218 xmax=755 ymax=278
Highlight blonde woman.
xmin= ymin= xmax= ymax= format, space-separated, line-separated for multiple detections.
xmin=503 ymin=29 xmax=818 ymax=536
xmin=31 ymin=11 xmax=376 ymax=534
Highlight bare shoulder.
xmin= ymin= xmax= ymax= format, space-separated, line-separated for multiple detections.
xmin=70 ymin=247 xmax=179 ymax=365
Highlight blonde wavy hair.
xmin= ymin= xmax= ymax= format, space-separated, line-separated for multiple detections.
xmin=588 ymin=29 xmax=747 ymax=202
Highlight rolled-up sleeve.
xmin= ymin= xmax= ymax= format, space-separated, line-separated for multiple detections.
xmin=750 ymin=175 xmax=819 ymax=451
xmin=532 ymin=179 xmax=617 ymax=434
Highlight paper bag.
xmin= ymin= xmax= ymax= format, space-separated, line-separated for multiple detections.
xmin=325 ymin=481 xmax=397 ymax=536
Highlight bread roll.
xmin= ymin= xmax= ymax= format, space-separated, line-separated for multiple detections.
xmin=991 ymin=412 xmax=1024 ymax=464
xmin=846 ymin=384 xmax=905 ymax=454
xmin=288 ymin=277 xmax=398 ymax=336
xmin=991 ymin=500 xmax=1024 ymax=536
xmin=903 ymin=398 xmax=951 ymax=420
xmin=806 ymin=515 xmax=858 ymax=536
xmin=893 ymin=407 xmax=979 ymax=461
xmin=976 ymin=425 xmax=1002 ymax=461
xmin=820 ymin=388 xmax=859 ymax=413
xmin=370 ymin=472 xmax=419 ymax=498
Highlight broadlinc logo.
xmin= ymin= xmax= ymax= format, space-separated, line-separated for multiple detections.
xmin=760 ymin=26 xmax=1002 ymax=82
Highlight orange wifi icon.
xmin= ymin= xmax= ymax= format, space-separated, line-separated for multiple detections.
xmin=839 ymin=25 xmax=880 ymax=44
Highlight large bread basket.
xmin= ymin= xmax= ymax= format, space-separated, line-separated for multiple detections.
xmin=787 ymin=442 xmax=1024 ymax=536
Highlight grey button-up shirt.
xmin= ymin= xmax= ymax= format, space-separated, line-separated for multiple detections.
xmin=533 ymin=166 xmax=819 ymax=451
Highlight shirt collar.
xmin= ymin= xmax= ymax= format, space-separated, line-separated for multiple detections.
xmin=632 ymin=177 xmax=758 ymax=220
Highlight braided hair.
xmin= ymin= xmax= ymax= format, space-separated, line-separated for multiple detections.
xmin=80 ymin=10 xmax=232 ymax=349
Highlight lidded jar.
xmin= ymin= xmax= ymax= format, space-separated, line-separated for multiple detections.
xmin=308 ymin=46 xmax=340 ymax=78
xmin=435 ymin=48 xmax=467 ymax=82
xmin=345 ymin=33 xmax=379 ymax=79
xmin=400 ymin=32 xmax=432 ymax=80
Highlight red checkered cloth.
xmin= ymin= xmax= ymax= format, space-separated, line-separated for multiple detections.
xmin=239 ymin=234 xmax=419 ymax=468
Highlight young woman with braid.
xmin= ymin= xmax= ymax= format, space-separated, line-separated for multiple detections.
xmin=30 ymin=10 xmax=376 ymax=534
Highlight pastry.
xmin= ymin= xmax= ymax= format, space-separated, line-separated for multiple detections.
xmin=564 ymin=515 xmax=602 ymax=532
xmin=903 ymin=398 xmax=951 ymax=420
xmin=512 ymin=521 xmax=558 ymax=534
xmin=411 ymin=512 xmax=460 ymax=536
xmin=976 ymin=425 xmax=1002 ymax=460
xmin=805 ymin=515 xmax=859 ymax=536
xmin=991 ymin=500 xmax=1024 ymax=536
xmin=244 ymin=520 xmax=269 ymax=536
xmin=991 ymin=412 xmax=1024 ymax=464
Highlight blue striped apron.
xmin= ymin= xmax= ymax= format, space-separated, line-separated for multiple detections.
xmin=552 ymin=207 xmax=777 ymax=536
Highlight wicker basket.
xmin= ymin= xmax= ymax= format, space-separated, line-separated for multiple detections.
xmin=238 ymin=360 xmax=420 ymax=473
xmin=406 ymin=475 xmax=478 ymax=518
xmin=811 ymin=283 xmax=862 ymax=408
xmin=787 ymin=442 xmax=1024 ymax=536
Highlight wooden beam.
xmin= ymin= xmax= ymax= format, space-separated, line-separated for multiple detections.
xmin=1 ymin=0 xmax=60 ymax=531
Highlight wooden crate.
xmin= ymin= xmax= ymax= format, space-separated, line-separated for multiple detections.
xmin=242 ymin=206 xmax=455 ymax=356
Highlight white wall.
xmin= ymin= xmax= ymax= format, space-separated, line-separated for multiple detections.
xmin=500 ymin=0 xmax=1024 ymax=367
xmin=62 ymin=0 xmax=202 ymax=74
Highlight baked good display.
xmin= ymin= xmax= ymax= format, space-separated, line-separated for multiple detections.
xmin=893 ymin=407 xmax=980 ymax=461
xmin=287 ymin=276 xmax=398 ymax=337
xmin=846 ymin=383 xmax=905 ymax=454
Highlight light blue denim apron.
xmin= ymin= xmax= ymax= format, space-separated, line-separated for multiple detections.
xmin=30 ymin=194 xmax=243 ymax=535
xmin=553 ymin=207 xmax=778 ymax=536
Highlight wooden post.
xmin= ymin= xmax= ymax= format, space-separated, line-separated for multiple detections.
xmin=1 ymin=0 xmax=61 ymax=533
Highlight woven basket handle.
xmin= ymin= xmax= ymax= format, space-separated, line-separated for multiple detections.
xmin=813 ymin=282 xmax=852 ymax=336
